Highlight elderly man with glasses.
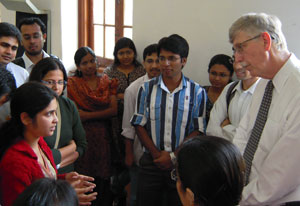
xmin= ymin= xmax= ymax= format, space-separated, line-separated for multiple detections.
xmin=230 ymin=13 xmax=300 ymax=205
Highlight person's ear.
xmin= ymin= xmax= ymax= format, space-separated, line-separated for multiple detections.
xmin=185 ymin=188 xmax=195 ymax=206
xmin=43 ymin=33 xmax=47 ymax=42
xmin=181 ymin=57 xmax=187 ymax=67
xmin=176 ymin=179 xmax=195 ymax=206
xmin=261 ymin=32 xmax=272 ymax=51
xmin=20 ymin=112 xmax=32 ymax=126
xmin=0 ymin=94 xmax=9 ymax=106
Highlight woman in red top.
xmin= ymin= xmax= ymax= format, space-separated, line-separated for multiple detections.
xmin=0 ymin=82 xmax=96 ymax=206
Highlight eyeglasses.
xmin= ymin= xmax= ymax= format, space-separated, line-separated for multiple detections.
xmin=232 ymin=34 xmax=261 ymax=54
xmin=117 ymin=50 xmax=133 ymax=56
xmin=159 ymin=56 xmax=181 ymax=63
xmin=41 ymin=80 xmax=66 ymax=86
xmin=209 ymin=71 xmax=230 ymax=78
xmin=145 ymin=59 xmax=159 ymax=64
xmin=23 ymin=33 xmax=42 ymax=41
xmin=171 ymin=168 xmax=178 ymax=181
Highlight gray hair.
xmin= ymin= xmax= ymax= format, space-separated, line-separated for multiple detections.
xmin=229 ymin=13 xmax=287 ymax=50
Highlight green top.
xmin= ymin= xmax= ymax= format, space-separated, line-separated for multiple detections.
xmin=44 ymin=96 xmax=87 ymax=174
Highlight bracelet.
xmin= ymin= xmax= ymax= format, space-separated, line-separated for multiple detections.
xmin=170 ymin=152 xmax=177 ymax=165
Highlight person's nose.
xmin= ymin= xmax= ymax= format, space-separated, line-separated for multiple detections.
xmin=4 ymin=47 xmax=12 ymax=55
xmin=53 ymin=112 xmax=58 ymax=123
xmin=234 ymin=52 xmax=243 ymax=63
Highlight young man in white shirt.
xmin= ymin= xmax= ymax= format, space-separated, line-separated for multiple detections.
xmin=13 ymin=17 xmax=51 ymax=73
xmin=122 ymin=44 xmax=161 ymax=206
xmin=207 ymin=61 xmax=260 ymax=141
xmin=0 ymin=22 xmax=28 ymax=87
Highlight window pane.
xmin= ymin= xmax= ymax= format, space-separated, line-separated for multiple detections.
xmin=105 ymin=0 xmax=115 ymax=25
xmin=94 ymin=0 xmax=104 ymax=24
xmin=124 ymin=28 xmax=132 ymax=39
xmin=105 ymin=26 xmax=115 ymax=59
xmin=124 ymin=0 xmax=133 ymax=26
xmin=94 ymin=25 xmax=104 ymax=57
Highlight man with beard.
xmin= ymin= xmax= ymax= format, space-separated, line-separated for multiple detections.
xmin=13 ymin=17 xmax=55 ymax=73
xmin=206 ymin=61 xmax=260 ymax=141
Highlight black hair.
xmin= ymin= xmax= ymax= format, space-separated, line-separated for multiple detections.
xmin=177 ymin=136 xmax=245 ymax=206
xmin=18 ymin=17 xmax=46 ymax=34
xmin=13 ymin=178 xmax=78 ymax=206
xmin=208 ymin=54 xmax=234 ymax=76
xmin=0 ymin=82 xmax=57 ymax=160
xmin=29 ymin=57 xmax=68 ymax=92
xmin=143 ymin=44 xmax=158 ymax=61
xmin=74 ymin=46 xmax=96 ymax=77
xmin=157 ymin=34 xmax=189 ymax=58
xmin=0 ymin=68 xmax=17 ymax=100
xmin=0 ymin=22 xmax=21 ymax=44
xmin=112 ymin=37 xmax=142 ymax=67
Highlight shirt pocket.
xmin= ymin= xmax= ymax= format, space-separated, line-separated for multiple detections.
xmin=149 ymin=104 xmax=161 ymax=121
xmin=177 ymin=102 xmax=193 ymax=126
xmin=255 ymin=118 xmax=281 ymax=164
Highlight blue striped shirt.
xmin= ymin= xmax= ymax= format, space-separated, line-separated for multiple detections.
xmin=131 ymin=74 xmax=206 ymax=152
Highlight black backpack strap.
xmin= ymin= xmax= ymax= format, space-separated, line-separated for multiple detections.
xmin=226 ymin=81 xmax=239 ymax=113
xmin=12 ymin=57 xmax=26 ymax=69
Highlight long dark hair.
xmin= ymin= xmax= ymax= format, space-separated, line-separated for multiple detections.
xmin=112 ymin=37 xmax=142 ymax=67
xmin=73 ymin=46 xmax=96 ymax=77
xmin=0 ymin=82 xmax=57 ymax=159
xmin=177 ymin=136 xmax=245 ymax=206
xmin=29 ymin=57 xmax=68 ymax=92
xmin=13 ymin=178 xmax=78 ymax=206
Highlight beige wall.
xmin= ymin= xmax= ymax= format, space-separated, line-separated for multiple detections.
xmin=1 ymin=0 xmax=300 ymax=79
xmin=133 ymin=0 xmax=300 ymax=85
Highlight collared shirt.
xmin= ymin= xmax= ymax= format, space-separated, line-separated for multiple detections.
xmin=122 ymin=74 xmax=150 ymax=164
xmin=131 ymin=74 xmax=206 ymax=152
xmin=234 ymin=54 xmax=300 ymax=205
xmin=6 ymin=62 xmax=29 ymax=87
xmin=22 ymin=50 xmax=50 ymax=73
xmin=207 ymin=78 xmax=260 ymax=141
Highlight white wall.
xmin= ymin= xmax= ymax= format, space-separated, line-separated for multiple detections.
xmin=133 ymin=0 xmax=300 ymax=85
xmin=1 ymin=0 xmax=299 ymax=79
xmin=0 ymin=0 xmax=78 ymax=72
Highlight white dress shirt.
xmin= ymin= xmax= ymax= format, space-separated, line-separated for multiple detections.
xmin=122 ymin=74 xmax=150 ymax=164
xmin=207 ymin=79 xmax=260 ymax=141
xmin=22 ymin=50 xmax=50 ymax=73
xmin=6 ymin=62 xmax=29 ymax=87
xmin=235 ymin=54 xmax=300 ymax=205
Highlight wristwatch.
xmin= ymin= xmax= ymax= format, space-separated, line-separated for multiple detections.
xmin=170 ymin=152 xmax=177 ymax=165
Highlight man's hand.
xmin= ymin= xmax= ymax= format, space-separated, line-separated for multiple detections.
xmin=221 ymin=118 xmax=231 ymax=128
xmin=153 ymin=151 xmax=173 ymax=170
xmin=125 ymin=149 xmax=134 ymax=167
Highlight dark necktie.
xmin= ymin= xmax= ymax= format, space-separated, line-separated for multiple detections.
xmin=243 ymin=80 xmax=274 ymax=185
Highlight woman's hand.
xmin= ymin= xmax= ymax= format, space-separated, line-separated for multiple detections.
xmin=66 ymin=172 xmax=97 ymax=205
xmin=78 ymin=110 xmax=91 ymax=122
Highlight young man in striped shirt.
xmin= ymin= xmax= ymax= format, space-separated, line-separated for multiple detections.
xmin=131 ymin=34 xmax=206 ymax=206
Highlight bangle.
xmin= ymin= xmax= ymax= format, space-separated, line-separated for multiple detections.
xmin=170 ymin=152 xmax=177 ymax=165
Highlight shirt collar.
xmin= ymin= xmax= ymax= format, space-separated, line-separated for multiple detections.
xmin=157 ymin=73 xmax=187 ymax=93
xmin=22 ymin=50 xmax=49 ymax=70
xmin=272 ymin=53 xmax=300 ymax=93
xmin=234 ymin=78 xmax=261 ymax=95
